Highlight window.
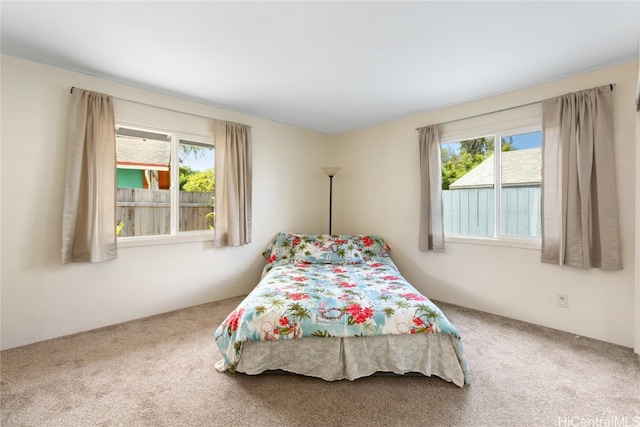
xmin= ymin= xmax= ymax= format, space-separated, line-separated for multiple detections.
xmin=115 ymin=125 xmax=215 ymax=242
xmin=440 ymin=127 xmax=542 ymax=242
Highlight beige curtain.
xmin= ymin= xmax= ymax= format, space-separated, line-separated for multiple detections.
xmin=541 ymin=85 xmax=622 ymax=269
xmin=213 ymin=120 xmax=252 ymax=247
xmin=61 ymin=89 xmax=117 ymax=263
xmin=418 ymin=125 xmax=445 ymax=252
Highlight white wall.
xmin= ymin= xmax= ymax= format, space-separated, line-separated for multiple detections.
xmin=2 ymin=56 xmax=638 ymax=351
xmin=0 ymin=56 xmax=333 ymax=350
xmin=332 ymin=62 xmax=638 ymax=348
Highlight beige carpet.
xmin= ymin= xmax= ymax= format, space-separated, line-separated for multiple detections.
xmin=1 ymin=296 xmax=639 ymax=427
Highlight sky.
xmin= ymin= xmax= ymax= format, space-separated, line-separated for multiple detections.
xmin=443 ymin=130 xmax=542 ymax=154
xmin=180 ymin=145 xmax=214 ymax=172
xmin=510 ymin=131 xmax=542 ymax=150
xmin=180 ymin=131 xmax=542 ymax=171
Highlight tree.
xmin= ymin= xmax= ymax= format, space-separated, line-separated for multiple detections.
xmin=501 ymin=136 xmax=515 ymax=152
xmin=459 ymin=137 xmax=495 ymax=158
xmin=441 ymin=137 xmax=494 ymax=190
xmin=180 ymin=144 xmax=207 ymax=160
xmin=179 ymin=144 xmax=214 ymax=191
xmin=440 ymin=136 xmax=518 ymax=189
xmin=179 ymin=166 xmax=194 ymax=190
xmin=182 ymin=168 xmax=214 ymax=192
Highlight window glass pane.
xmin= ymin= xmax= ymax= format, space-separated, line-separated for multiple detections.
xmin=116 ymin=128 xmax=171 ymax=237
xmin=441 ymin=136 xmax=495 ymax=237
xmin=179 ymin=140 xmax=215 ymax=232
xmin=500 ymin=131 xmax=542 ymax=237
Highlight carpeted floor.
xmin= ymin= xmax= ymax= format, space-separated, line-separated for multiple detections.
xmin=1 ymin=296 xmax=639 ymax=427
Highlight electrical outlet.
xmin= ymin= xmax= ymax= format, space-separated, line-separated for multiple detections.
xmin=556 ymin=294 xmax=569 ymax=308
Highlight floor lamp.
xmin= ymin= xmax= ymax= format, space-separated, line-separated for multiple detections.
xmin=321 ymin=167 xmax=341 ymax=235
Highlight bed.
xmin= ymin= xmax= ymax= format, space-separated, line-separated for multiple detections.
xmin=214 ymin=233 xmax=470 ymax=387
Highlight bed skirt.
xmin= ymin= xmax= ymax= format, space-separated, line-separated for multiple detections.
xmin=215 ymin=333 xmax=467 ymax=387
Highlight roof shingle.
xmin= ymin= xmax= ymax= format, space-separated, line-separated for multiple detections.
xmin=449 ymin=148 xmax=541 ymax=189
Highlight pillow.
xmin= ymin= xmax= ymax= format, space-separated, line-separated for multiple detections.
xmin=290 ymin=235 xmax=364 ymax=264
xmin=262 ymin=233 xmax=284 ymax=259
xmin=263 ymin=232 xmax=297 ymax=263
xmin=355 ymin=234 xmax=391 ymax=260
xmin=262 ymin=232 xmax=391 ymax=265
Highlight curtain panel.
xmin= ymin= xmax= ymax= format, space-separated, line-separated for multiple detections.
xmin=213 ymin=120 xmax=252 ymax=247
xmin=418 ymin=125 xmax=445 ymax=252
xmin=541 ymin=85 xmax=622 ymax=269
xmin=61 ymin=89 xmax=117 ymax=263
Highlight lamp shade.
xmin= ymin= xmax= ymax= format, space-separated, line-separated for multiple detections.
xmin=321 ymin=166 xmax=341 ymax=177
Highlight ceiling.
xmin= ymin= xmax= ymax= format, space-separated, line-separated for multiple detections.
xmin=1 ymin=1 xmax=638 ymax=135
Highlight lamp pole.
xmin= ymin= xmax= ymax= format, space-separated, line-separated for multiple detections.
xmin=328 ymin=174 xmax=334 ymax=235
xmin=321 ymin=167 xmax=341 ymax=235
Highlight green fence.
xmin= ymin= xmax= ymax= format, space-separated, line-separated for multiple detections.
xmin=442 ymin=186 xmax=541 ymax=237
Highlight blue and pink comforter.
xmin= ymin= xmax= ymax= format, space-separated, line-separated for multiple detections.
xmin=214 ymin=233 xmax=470 ymax=383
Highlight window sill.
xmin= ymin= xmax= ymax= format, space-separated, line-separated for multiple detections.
xmin=117 ymin=232 xmax=214 ymax=248
xmin=445 ymin=235 xmax=541 ymax=250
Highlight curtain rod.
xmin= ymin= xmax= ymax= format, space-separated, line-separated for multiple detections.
xmin=416 ymin=83 xmax=615 ymax=130
xmin=70 ymin=87 xmax=252 ymax=128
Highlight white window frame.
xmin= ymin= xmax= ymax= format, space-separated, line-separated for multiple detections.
xmin=116 ymin=122 xmax=215 ymax=248
xmin=439 ymin=106 xmax=542 ymax=249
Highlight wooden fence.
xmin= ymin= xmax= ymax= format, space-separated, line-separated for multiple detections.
xmin=442 ymin=186 xmax=541 ymax=237
xmin=116 ymin=188 xmax=214 ymax=237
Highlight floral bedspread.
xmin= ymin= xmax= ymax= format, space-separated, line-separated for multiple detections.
xmin=214 ymin=233 xmax=470 ymax=382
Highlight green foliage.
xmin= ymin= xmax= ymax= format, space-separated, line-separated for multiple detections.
xmin=182 ymin=168 xmax=214 ymax=192
xmin=179 ymin=143 xmax=214 ymax=191
xmin=501 ymin=136 xmax=515 ymax=152
xmin=441 ymin=136 xmax=515 ymax=190
xmin=116 ymin=221 xmax=125 ymax=236
xmin=180 ymin=144 xmax=206 ymax=160
xmin=179 ymin=166 xmax=193 ymax=190
xmin=460 ymin=137 xmax=495 ymax=158
xmin=179 ymin=166 xmax=215 ymax=229
xmin=441 ymin=147 xmax=487 ymax=190
xmin=206 ymin=204 xmax=215 ymax=231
